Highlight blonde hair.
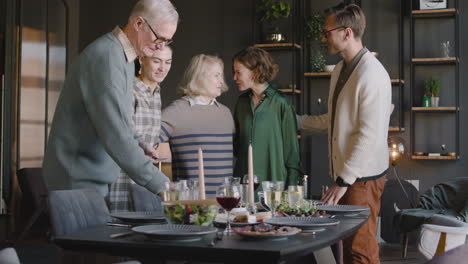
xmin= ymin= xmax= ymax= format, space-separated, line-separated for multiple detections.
xmin=129 ymin=0 xmax=179 ymax=25
xmin=178 ymin=54 xmax=228 ymax=96
xmin=325 ymin=3 xmax=366 ymax=39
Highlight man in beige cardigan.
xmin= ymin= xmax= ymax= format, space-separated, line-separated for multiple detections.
xmin=297 ymin=3 xmax=391 ymax=264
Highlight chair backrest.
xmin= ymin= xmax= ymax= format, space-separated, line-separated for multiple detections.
xmin=0 ymin=247 xmax=20 ymax=264
xmin=17 ymin=168 xmax=47 ymax=207
xmin=425 ymin=244 xmax=468 ymax=264
xmin=49 ymin=189 xmax=110 ymax=237
xmin=130 ymin=184 xmax=163 ymax=213
xmin=381 ymin=179 xmax=419 ymax=243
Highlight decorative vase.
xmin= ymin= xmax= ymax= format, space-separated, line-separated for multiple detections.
xmin=431 ymin=96 xmax=440 ymax=107
xmin=265 ymin=27 xmax=285 ymax=43
xmin=422 ymin=95 xmax=431 ymax=107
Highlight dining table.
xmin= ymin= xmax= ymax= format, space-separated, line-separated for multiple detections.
xmin=53 ymin=211 xmax=370 ymax=264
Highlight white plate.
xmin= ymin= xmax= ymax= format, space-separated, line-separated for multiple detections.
xmin=265 ymin=217 xmax=340 ymax=231
xmin=131 ymin=224 xmax=217 ymax=242
xmin=110 ymin=211 xmax=166 ymax=224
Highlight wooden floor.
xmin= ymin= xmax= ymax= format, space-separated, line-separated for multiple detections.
xmin=380 ymin=242 xmax=426 ymax=264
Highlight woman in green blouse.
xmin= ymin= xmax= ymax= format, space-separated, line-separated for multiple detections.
xmin=232 ymin=46 xmax=302 ymax=187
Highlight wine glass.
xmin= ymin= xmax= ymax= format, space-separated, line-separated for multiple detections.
xmin=262 ymin=181 xmax=284 ymax=217
xmin=216 ymin=183 xmax=241 ymax=235
xmin=242 ymin=174 xmax=260 ymax=191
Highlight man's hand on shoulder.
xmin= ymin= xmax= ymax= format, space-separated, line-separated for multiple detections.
xmin=322 ymin=184 xmax=348 ymax=205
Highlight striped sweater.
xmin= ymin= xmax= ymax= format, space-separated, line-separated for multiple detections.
xmin=160 ymin=97 xmax=235 ymax=198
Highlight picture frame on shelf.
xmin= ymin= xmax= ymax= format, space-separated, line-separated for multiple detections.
xmin=414 ymin=0 xmax=447 ymax=10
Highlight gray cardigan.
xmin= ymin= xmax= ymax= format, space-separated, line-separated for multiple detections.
xmin=43 ymin=32 xmax=168 ymax=196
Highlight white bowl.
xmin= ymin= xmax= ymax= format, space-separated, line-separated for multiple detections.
xmin=324 ymin=65 xmax=335 ymax=72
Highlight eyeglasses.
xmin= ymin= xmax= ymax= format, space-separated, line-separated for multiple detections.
xmin=322 ymin=26 xmax=347 ymax=38
xmin=143 ymin=17 xmax=173 ymax=45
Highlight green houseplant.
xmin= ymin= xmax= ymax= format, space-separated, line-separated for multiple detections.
xmin=425 ymin=77 xmax=441 ymax=107
xmin=257 ymin=0 xmax=291 ymax=42
xmin=304 ymin=14 xmax=326 ymax=72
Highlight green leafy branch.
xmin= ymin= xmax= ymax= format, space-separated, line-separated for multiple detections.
xmin=257 ymin=0 xmax=291 ymax=24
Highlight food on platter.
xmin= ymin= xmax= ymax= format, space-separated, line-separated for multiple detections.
xmin=233 ymin=225 xmax=301 ymax=236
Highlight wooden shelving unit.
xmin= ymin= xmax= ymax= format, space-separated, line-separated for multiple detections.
xmin=278 ymin=89 xmax=301 ymax=94
xmin=411 ymin=57 xmax=458 ymax=64
xmin=411 ymin=155 xmax=458 ymax=160
xmin=304 ymin=72 xmax=331 ymax=77
xmin=411 ymin=107 xmax=458 ymax=112
xmin=409 ymin=2 xmax=460 ymax=158
xmin=411 ymin=8 xmax=457 ymax=18
xmin=389 ymin=127 xmax=405 ymax=132
xmin=254 ymin=43 xmax=302 ymax=50
xmin=391 ymin=79 xmax=405 ymax=85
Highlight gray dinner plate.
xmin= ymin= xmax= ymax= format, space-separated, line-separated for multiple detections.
xmin=316 ymin=205 xmax=369 ymax=214
xmin=131 ymin=224 xmax=217 ymax=242
xmin=265 ymin=217 xmax=340 ymax=231
xmin=110 ymin=211 xmax=167 ymax=224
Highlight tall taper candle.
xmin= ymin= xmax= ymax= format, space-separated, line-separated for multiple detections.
xmin=248 ymin=144 xmax=254 ymax=204
xmin=198 ymin=148 xmax=206 ymax=200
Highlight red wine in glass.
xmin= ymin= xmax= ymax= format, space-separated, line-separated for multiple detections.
xmin=216 ymin=196 xmax=240 ymax=211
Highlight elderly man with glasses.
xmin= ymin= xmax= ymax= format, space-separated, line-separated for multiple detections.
xmin=43 ymin=0 xmax=178 ymax=198
xmin=297 ymin=3 xmax=391 ymax=264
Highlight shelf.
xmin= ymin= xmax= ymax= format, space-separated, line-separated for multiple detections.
xmin=411 ymin=155 xmax=458 ymax=160
xmin=391 ymin=79 xmax=405 ymax=85
xmin=411 ymin=57 xmax=458 ymax=64
xmin=389 ymin=127 xmax=405 ymax=132
xmin=411 ymin=8 xmax=457 ymax=18
xmin=278 ymin=89 xmax=301 ymax=94
xmin=412 ymin=107 xmax=458 ymax=112
xmin=304 ymin=72 xmax=332 ymax=78
xmin=254 ymin=43 xmax=302 ymax=50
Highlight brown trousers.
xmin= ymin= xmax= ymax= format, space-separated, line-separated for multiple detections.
xmin=339 ymin=176 xmax=386 ymax=264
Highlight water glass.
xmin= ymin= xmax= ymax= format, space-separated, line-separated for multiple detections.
xmin=288 ymin=185 xmax=304 ymax=208
xmin=188 ymin=179 xmax=199 ymax=200
xmin=176 ymin=180 xmax=190 ymax=200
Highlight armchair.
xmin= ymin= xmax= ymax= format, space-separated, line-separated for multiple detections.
xmin=396 ymin=177 xmax=468 ymax=258
xmin=419 ymin=214 xmax=468 ymax=260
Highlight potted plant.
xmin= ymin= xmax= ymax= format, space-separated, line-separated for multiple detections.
xmin=304 ymin=14 xmax=326 ymax=72
xmin=422 ymin=79 xmax=432 ymax=107
xmin=426 ymin=77 xmax=441 ymax=107
xmin=257 ymin=0 xmax=291 ymax=43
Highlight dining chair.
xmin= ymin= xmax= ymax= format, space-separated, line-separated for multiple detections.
xmin=418 ymin=214 xmax=468 ymax=260
xmin=49 ymin=188 xmax=142 ymax=264
xmin=48 ymin=188 xmax=110 ymax=237
xmin=16 ymin=168 xmax=49 ymax=240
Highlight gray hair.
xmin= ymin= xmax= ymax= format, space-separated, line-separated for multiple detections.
xmin=179 ymin=54 xmax=228 ymax=97
xmin=129 ymin=0 xmax=179 ymax=25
